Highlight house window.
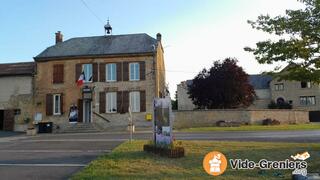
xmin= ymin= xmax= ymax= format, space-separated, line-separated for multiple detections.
xmin=129 ymin=91 xmax=140 ymax=112
xmin=106 ymin=92 xmax=117 ymax=113
xmin=53 ymin=94 xmax=61 ymax=115
xmin=106 ymin=63 xmax=116 ymax=82
xmin=129 ymin=63 xmax=140 ymax=81
xmin=275 ymin=83 xmax=284 ymax=91
xmin=82 ymin=64 xmax=93 ymax=82
xmin=53 ymin=64 xmax=64 ymax=84
xmin=301 ymin=81 xmax=311 ymax=88
xmin=300 ymin=96 xmax=316 ymax=105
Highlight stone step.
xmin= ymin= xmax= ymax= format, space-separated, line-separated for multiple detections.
xmin=59 ymin=123 xmax=101 ymax=133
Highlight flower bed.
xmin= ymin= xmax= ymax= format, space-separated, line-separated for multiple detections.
xmin=143 ymin=144 xmax=185 ymax=158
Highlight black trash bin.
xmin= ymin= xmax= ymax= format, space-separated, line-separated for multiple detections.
xmin=38 ymin=122 xmax=53 ymax=133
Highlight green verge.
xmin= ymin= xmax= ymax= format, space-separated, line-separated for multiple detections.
xmin=72 ymin=140 xmax=320 ymax=180
xmin=179 ymin=123 xmax=320 ymax=132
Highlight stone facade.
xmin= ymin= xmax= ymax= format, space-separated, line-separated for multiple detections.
xmin=34 ymin=33 xmax=165 ymax=131
xmin=0 ymin=62 xmax=34 ymax=132
xmin=270 ymin=79 xmax=320 ymax=111
xmin=173 ymin=109 xmax=309 ymax=129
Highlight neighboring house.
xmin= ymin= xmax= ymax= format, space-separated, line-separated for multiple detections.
xmin=270 ymin=79 xmax=320 ymax=111
xmin=33 ymin=30 xmax=166 ymax=130
xmin=248 ymin=75 xmax=273 ymax=109
xmin=177 ymin=75 xmax=272 ymax=110
xmin=0 ymin=62 xmax=35 ymax=131
xmin=177 ymin=80 xmax=195 ymax=110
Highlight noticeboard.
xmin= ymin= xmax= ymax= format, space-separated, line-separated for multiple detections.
xmin=153 ymin=96 xmax=173 ymax=145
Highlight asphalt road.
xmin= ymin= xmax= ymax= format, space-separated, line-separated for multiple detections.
xmin=0 ymin=130 xmax=319 ymax=180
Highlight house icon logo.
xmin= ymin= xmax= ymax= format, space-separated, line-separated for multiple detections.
xmin=203 ymin=151 xmax=227 ymax=176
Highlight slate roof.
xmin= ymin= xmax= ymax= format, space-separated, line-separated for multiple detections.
xmin=248 ymin=74 xmax=272 ymax=89
xmin=35 ymin=33 xmax=158 ymax=60
xmin=0 ymin=62 xmax=35 ymax=77
xmin=182 ymin=74 xmax=272 ymax=90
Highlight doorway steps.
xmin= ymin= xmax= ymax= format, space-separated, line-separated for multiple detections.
xmin=58 ymin=123 xmax=102 ymax=133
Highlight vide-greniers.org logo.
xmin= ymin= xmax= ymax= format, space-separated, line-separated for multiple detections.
xmin=203 ymin=151 xmax=310 ymax=176
xmin=230 ymin=159 xmax=307 ymax=169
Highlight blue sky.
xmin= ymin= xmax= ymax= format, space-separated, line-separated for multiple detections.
xmin=0 ymin=0 xmax=302 ymax=96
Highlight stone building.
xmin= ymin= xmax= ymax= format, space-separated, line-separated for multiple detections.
xmin=33 ymin=30 xmax=166 ymax=131
xmin=177 ymin=70 xmax=320 ymax=114
xmin=0 ymin=62 xmax=35 ymax=131
xmin=177 ymin=75 xmax=272 ymax=110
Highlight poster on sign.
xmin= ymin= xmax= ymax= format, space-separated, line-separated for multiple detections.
xmin=153 ymin=96 xmax=173 ymax=146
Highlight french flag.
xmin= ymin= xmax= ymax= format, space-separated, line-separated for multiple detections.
xmin=77 ymin=72 xmax=85 ymax=86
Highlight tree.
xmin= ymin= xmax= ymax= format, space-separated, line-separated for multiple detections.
xmin=245 ymin=0 xmax=320 ymax=82
xmin=171 ymin=91 xmax=178 ymax=110
xmin=188 ymin=58 xmax=256 ymax=109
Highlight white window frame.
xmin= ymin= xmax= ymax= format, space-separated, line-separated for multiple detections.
xmin=106 ymin=63 xmax=117 ymax=82
xmin=129 ymin=91 xmax=140 ymax=112
xmin=106 ymin=92 xmax=117 ymax=113
xmin=129 ymin=62 xmax=140 ymax=81
xmin=82 ymin=64 xmax=93 ymax=83
xmin=53 ymin=94 xmax=61 ymax=115
xmin=300 ymin=96 xmax=316 ymax=106
xmin=301 ymin=81 xmax=311 ymax=88
xmin=275 ymin=83 xmax=284 ymax=91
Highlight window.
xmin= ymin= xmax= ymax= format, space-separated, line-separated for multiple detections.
xmin=106 ymin=63 xmax=117 ymax=82
xmin=129 ymin=91 xmax=140 ymax=112
xmin=300 ymin=96 xmax=316 ymax=105
xmin=82 ymin=64 xmax=93 ymax=82
xmin=106 ymin=92 xmax=117 ymax=113
xmin=301 ymin=81 xmax=311 ymax=88
xmin=275 ymin=83 xmax=284 ymax=91
xmin=53 ymin=64 xmax=64 ymax=84
xmin=129 ymin=63 xmax=140 ymax=81
xmin=53 ymin=94 xmax=61 ymax=115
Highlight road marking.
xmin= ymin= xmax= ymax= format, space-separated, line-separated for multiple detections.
xmin=23 ymin=139 xmax=128 ymax=142
xmin=0 ymin=149 xmax=111 ymax=153
xmin=0 ymin=163 xmax=86 ymax=167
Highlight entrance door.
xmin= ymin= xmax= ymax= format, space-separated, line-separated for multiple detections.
xmin=83 ymin=100 xmax=92 ymax=123
xmin=3 ymin=110 xmax=14 ymax=131
xmin=0 ymin=110 xmax=4 ymax=130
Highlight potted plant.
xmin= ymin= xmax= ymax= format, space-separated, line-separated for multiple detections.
xmin=25 ymin=118 xmax=37 ymax=136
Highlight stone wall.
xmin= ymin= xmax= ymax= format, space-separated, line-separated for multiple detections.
xmin=173 ymin=109 xmax=309 ymax=129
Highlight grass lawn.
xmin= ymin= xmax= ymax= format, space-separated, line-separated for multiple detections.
xmin=72 ymin=140 xmax=320 ymax=180
xmin=179 ymin=123 xmax=320 ymax=132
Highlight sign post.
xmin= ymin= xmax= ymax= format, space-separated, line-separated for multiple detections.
xmin=153 ymin=96 xmax=173 ymax=146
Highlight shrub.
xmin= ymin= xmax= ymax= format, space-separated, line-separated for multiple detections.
xmin=268 ymin=100 xmax=292 ymax=109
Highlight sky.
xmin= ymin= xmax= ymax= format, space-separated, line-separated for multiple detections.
xmin=0 ymin=0 xmax=304 ymax=98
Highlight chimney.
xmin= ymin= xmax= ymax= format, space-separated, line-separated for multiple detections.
xmin=156 ymin=33 xmax=162 ymax=42
xmin=55 ymin=31 xmax=63 ymax=44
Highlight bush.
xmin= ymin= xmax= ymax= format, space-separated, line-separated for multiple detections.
xmin=262 ymin=118 xmax=281 ymax=126
xmin=268 ymin=100 xmax=292 ymax=109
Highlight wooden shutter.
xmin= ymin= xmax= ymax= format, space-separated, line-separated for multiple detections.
xmin=53 ymin=64 xmax=64 ymax=84
xmin=3 ymin=110 xmax=14 ymax=131
xmin=140 ymin=61 xmax=145 ymax=80
xmin=93 ymin=63 xmax=98 ymax=82
xmin=123 ymin=62 xmax=129 ymax=81
xmin=78 ymin=99 xmax=83 ymax=122
xmin=75 ymin=64 xmax=82 ymax=82
xmin=117 ymin=62 xmax=122 ymax=81
xmin=117 ymin=91 xmax=122 ymax=113
xmin=140 ymin=90 xmax=146 ymax=112
xmin=46 ymin=94 xmax=53 ymax=116
xmin=99 ymin=92 xmax=106 ymax=113
xmin=99 ymin=63 xmax=106 ymax=82
xmin=60 ymin=93 xmax=64 ymax=115
xmin=123 ymin=91 xmax=129 ymax=113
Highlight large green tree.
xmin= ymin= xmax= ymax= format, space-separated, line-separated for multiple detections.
xmin=245 ymin=0 xmax=320 ymax=82
xmin=188 ymin=58 xmax=256 ymax=109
